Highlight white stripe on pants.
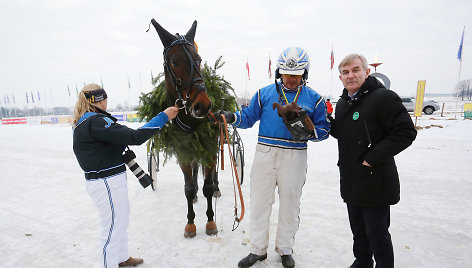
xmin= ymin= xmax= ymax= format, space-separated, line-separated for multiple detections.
xmin=249 ymin=144 xmax=307 ymax=256
xmin=86 ymin=172 xmax=130 ymax=268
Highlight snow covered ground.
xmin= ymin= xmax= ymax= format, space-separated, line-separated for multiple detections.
xmin=0 ymin=110 xmax=471 ymax=267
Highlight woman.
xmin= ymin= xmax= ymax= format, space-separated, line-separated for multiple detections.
xmin=72 ymin=83 xmax=178 ymax=267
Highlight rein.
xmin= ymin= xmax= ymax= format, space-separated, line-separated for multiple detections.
xmin=209 ymin=111 xmax=245 ymax=229
xmin=163 ymin=36 xmax=206 ymax=114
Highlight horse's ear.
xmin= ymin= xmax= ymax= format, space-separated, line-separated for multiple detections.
xmin=150 ymin=19 xmax=177 ymax=48
xmin=185 ymin=20 xmax=198 ymax=43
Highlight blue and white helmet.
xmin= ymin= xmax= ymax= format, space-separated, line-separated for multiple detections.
xmin=277 ymin=47 xmax=310 ymax=79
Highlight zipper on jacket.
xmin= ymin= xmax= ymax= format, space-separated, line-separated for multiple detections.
xmin=363 ymin=120 xmax=372 ymax=148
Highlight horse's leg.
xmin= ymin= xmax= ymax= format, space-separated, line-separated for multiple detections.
xmin=180 ymin=162 xmax=197 ymax=238
xmin=203 ymin=161 xmax=218 ymax=235
xmin=212 ymin=169 xmax=221 ymax=197
xmin=192 ymin=160 xmax=199 ymax=203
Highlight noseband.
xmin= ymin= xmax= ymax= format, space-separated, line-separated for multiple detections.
xmin=163 ymin=35 xmax=206 ymax=114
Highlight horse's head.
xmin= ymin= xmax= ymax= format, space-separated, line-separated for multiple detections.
xmin=151 ymin=19 xmax=211 ymax=119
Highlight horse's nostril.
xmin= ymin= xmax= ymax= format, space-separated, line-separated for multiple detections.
xmin=194 ymin=103 xmax=202 ymax=113
xmin=191 ymin=102 xmax=211 ymax=118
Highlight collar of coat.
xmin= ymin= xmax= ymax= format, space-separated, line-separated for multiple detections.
xmin=340 ymin=75 xmax=386 ymax=105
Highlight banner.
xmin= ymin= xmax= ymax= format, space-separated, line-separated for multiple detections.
xmin=113 ymin=114 xmax=127 ymax=121
xmin=414 ymin=80 xmax=426 ymax=117
xmin=2 ymin=118 xmax=27 ymax=125
xmin=127 ymin=113 xmax=140 ymax=122
xmin=464 ymin=103 xmax=472 ymax=119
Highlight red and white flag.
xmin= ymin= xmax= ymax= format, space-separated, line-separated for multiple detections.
xmin=330 ymin=48 xmax=334 ymax=70
xmin=246 ymin=61 xmax=250 ymax=80
xmin=268 ymin=57 xmax=272 ymax=79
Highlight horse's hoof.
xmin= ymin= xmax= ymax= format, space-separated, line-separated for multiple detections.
xmin=213 ymin=191 xmax=221 ymax=198
xmin=193 ymin=196 xmax=198 ymax=203
xmin=205 ymin=221 xmax=218 ymax=236
xmin=184 ymin=223 xmax=196 ymax=238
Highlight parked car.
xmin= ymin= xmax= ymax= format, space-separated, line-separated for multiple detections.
xmin=401 ymin=97 xmax=440 ymax=115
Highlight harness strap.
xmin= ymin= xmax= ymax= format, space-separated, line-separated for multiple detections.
xmin=218 ymin=113 xmax=245 ymax=225
xmin=163 ymin=35 xmax=205 ymax=111
xmin=208 ymin=111 xmax=245 ymax=225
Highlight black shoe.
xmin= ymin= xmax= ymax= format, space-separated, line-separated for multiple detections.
xmin=348 ymin=259 xmax=373 ymax=268
xmin=281 ymin=255 xmax=295 ymax=268
xmin=238 ymin=253 xmax=267 ymax=268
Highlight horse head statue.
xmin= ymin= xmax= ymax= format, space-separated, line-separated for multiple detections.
xmin=150 ymin=19 xmax=212 ymax=122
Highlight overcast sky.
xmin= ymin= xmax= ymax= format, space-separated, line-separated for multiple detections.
xmin=0 ymin=0 xmax=471 ymax=109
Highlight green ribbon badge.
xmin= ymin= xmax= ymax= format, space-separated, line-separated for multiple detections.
xmin=353 ymin=111 xmax=359 ymax=120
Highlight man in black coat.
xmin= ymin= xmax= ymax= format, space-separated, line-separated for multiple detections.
xmin=329 ymin=54 xmax=417 ymax=268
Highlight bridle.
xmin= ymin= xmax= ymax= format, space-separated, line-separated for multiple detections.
xmin=163 ymin=35 xmax=206 ymax=115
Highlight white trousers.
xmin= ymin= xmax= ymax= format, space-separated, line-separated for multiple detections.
xmin=86 ymin=172 xmax=130 ymax=268
xmin=249 ymin=144 xmax=307 ymax=256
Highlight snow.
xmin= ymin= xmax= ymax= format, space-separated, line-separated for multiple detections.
xmin=1 ymin=111 xmax=471 ymax=267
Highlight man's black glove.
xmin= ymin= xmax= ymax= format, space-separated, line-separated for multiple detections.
xmin=211 ymin=110 xmax=235 ymax=124
xmin=285 ymin=115 xmax=315 ymax=141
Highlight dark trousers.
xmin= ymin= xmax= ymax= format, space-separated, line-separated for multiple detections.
xmin=347 ymin=204 xmax=394 ymax=268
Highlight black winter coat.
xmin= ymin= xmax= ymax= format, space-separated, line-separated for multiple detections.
xmin=73 ymin=111 xmax=168 ymax=179
xmin=330 ymin=76 xmax=417 ymax=207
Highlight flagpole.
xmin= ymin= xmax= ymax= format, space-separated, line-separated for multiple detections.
xmin=455 ymin=58 xmax=462 ymax=119
xmin=455 ymin=26 xmax=465 ymax=119
xmin=68 ymin=84 xmax=71 ymax=111
xmin=245 ymin=70 xmax=248 ymax=105
xmin=128 ymin=74 xmax=131 ymax=111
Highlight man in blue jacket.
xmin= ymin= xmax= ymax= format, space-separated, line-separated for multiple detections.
xmin=215 ymin=47 xmax=330 ymax=268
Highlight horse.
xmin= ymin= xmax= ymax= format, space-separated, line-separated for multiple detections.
xmin=149 ymin=19 xmax=218 ymax=238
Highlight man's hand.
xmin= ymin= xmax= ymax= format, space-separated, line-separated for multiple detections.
xmin=362 ymin=160 xmax=371 ymax=167
xmin=211 ymin=110 xmax=235 ymax=124
xmin=289 ymin=126 xmax=314 ymax=141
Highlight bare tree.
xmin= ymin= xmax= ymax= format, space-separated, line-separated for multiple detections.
xmin=455 ymin=79 xmax=472 ymax=100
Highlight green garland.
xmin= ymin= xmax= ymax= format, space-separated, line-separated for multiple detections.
xmin=137 ymin=56 xmax=238 ymax=167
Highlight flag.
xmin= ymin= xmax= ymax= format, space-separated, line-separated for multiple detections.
xmin=12 ymin=94 xmax=15 ymax=104
xmin=268 ymin=56 xmax=272 ymax=79
xmin=330 ymin=48 xmax=335 ymax=70
xmin=6 ymin=95 xmax=9 ymax=104
xmin=151 ymin=70 xmax=154 ymax=83
xmin=246 ymin=61 xmax=250 ymax=80
xmin=26 ymin=91 xmax=29 ymax=103
xmin=75 ymin=83 xmax=78 ymax=96
xmin=458 ymin=27 xmax=465 ymax=61
xmin=31 ymin=91 xmax=34 ymax=103
xmin=68 ymin=84 xmax=71 ymax=96
xmin=37 ymin=90 xmax=40 ymax=101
